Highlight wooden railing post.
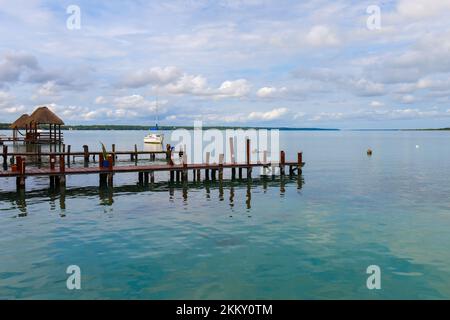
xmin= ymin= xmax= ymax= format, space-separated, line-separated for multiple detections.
xmin=2 ymin=145 xmax=7 ymax=170
xmin=246 ymin=138 xmax=250 ymax=165
xmin=50 ymin=154 xmax=56 ymax=170
xmin=280 ymin=150 xmax=285 ymax=176
xmin=83 ymin=145 xmax=89 ymax=163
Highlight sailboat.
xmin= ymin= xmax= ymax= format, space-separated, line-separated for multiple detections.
xmin=144 ymin=97 xmax=164 ymax=145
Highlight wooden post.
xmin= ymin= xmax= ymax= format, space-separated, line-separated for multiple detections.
xmin=138 ymin=172 xmax=144 ymax=185
xmin=112 ymin=144 xmax=116 ymax=165
xmin=196 ymin=169 xmax=201 ymax=181
xmin=134 ymin=144 xmax=138 ymax=162
xmin=144 ymin=172 xmax=149 ymax=185
xmin=99 ymin=153 xmax=104 ymax=168
xmin=239 ymin=167 xmax=242 ymax=179
xmin=229 ymin=137 xmax=235 ymax=164
xmin=246 ymin=138 xmax=250 ymax=165
xmin=170 ymin=170 xmax=175 ymax=182
xmin=16 ymin=157 xmax=26 ymax=190
xmin=2 ymin=145 xmax=7 ymax=170
xmin=298 ymin=152 xmax=303 ymax=174
xmin=59 ymin=155 xmax=65 ymax=173
xmin=50 ymin=154 xmax=56 ymax=170
xmin=83 ymin=145 xmax=89 ymax=163
xmin=150 ymin=171 xmax=155 ymax=183
xmin=108 ymin=155 xmax=113 ymax=171
xmin=231 ymin=168 xmax=236 ymax=180
xmin=67 ymin=145 xmax=71 ymax=164
xmin=280 ymin=150 xmax=285 ymax=176
xmin=59 ymin=155 xmax=66 ymax=186
xmin=218 ymin=154 xmax=224 ymax=181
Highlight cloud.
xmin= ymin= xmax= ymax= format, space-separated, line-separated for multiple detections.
xmin=95 ymin=96 xmax=108 ymax=104
xmin=397 ymin=0 xmax=450 ymax=19
xmin=257 ymin=86 xmax=288 ymax=98
xmin=248 ymin=107 xmax=289 ymax=121
xmin=112 ymin=94 xmax=167 ymax=113
xmin=370 ymin=101 xmax=384 ymax=108
xmin=0 ymin=51 xmax=38 ymax=83
xmin=0 ymin=90 xmax=24 ymax=113
xmin=122 ymin=66 xmax=182 ymax=88
xmin=306 ymin=25 xmax=340 ymax=47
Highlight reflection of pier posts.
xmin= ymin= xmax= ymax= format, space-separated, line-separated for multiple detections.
xmin=246 ymin=181 xmax=252 ymax=209
xmin=229 ymin=187 xmax=235 ymax=209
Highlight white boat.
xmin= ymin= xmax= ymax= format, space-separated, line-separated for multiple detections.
xmin=144 ymin=96 xmax=164 ymax=145
xmin=144 ymin=131 xmax=164 ymax=144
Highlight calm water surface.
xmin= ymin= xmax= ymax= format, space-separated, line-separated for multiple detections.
xmin=1 ymin=129 xmax=450 ymax=299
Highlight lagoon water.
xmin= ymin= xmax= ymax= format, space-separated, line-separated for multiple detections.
xmin=1 ymin=129 xmax=450 ymax=299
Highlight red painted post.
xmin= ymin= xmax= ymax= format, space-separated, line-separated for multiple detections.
xmin=107 ymin=155 xmax=113 ymax=170
xmin=16 ymin=156 xmax=22 ymax=172
xmin=21 ymin=158 xmax=26 ymax=175
xmin=59 ymin=155 xmax=65 ymax=173
xmin=246 ymin=139 xmax=250 ymax=165
xmin=50 ymin=154 xmax=56 ymax=170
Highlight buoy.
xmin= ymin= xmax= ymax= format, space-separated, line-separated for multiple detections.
xmin=367 ymin=149 xmax=373 ymax=156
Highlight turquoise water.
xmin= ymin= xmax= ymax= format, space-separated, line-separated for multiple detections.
xmin=1 ymin=130 xmax=450 ymax=299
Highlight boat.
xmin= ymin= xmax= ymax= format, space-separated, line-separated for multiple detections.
xmin=144 ymin=98 xmax=164 ymax=144
xmin=144 ymin=127 xmax=164 ymax=144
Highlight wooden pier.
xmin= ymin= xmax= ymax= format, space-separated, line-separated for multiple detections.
xmin=0 ymin=141 xmax=304 ymax=191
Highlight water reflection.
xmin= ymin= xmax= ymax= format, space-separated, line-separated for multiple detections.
xmin=1 ymin=176 xmax=305 ymax=217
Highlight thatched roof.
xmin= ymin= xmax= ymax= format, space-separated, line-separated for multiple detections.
xmin=10 ymin=114 xmax=30 ymax=129
xmin=29 ymin=106 xmax=64 ymax=125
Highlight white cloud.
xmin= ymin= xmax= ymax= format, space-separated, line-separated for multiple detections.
xmin=122 ymin=66 xmax=182 ymax=88
xmin=112 ymin=94 xmax=167 ymax=113
xmin=95 ymin=96 xmax=108 ymax=104
xmin=397 ymin=0 xmax=450 ymax=19
xmin=370 ymin=101 xmax=384 ymax=108
xmin=248 ymin=107 xmax=289 ymax=121
xmin=257 ymin=86 xmax=287 ymax=98
xmin=306 ymin=25 xmax=340 ymax=47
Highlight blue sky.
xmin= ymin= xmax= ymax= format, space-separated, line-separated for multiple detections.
xmin=1 ymin=0 xmax=450 ymax=128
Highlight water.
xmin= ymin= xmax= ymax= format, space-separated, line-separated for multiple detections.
xmin=1 ymin=129 xmax=450 ymax=299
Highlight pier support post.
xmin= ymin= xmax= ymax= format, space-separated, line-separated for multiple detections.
xmin=219 ymin=154 xmax=224 ymax=181
xmin=150 ymin=171 xmax=155 ymax=184
xmin=144 ymin=172 xmax=149 ymax=185
xmin=59 ymin=155 xmax=66 ymax=187
xmin=280 ymin=151 xmax=285 ymax=176
xmin=246 ymin=138 xmax=251 ymax=165
xmin=138 ymin=172 xmax=144 ymax=185
xmin=67 ymin=145 xmax=71 ymax=165
xmin=170 ymin=170 xmax=174 ymax=183
xmin=247 ymin=166 xmax=252 ymax=179
xmin=205 ymin=169 xmax=209 ymax=181
xmin=176 ymin=170 xmax=180 ymax=182
xmin=231 ymin=168 xmax=236 ymax=180
xmin=211 ymin=169 xmax=216 ymax=181
xmin=83 ymin=145 xmax=89 ymax=163
xmin=196 ymin=169 xmax=201 ymax=182
xmin=2 ymin=145 xmax=7 ymax=170
xmin=134 ymin=144 xmax=138 ymax=162
xmin=239 ymin=167 xmax=242 ymax=180
xmin=297 ymin=152 xmax=303 ymax=175
xmin=16 ymin=157 xmax=26 ymax=191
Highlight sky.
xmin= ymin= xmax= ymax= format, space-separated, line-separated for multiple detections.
xmin=0 ymin=0 xmax=450 ymax=129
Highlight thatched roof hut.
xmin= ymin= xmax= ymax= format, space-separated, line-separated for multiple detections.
xmin=28 ymin=106 xmax=64 ymax=125
xmin=10 ymin=114 xmax=31 ymax=129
